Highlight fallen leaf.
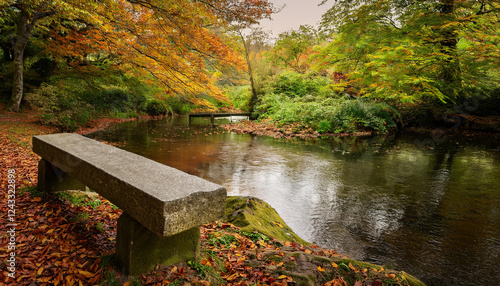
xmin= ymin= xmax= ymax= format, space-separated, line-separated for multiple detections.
xmin=78 ymin=270 xmax=94 ymax=278
xmin=348 ymin=262 xmax=356 ymax=271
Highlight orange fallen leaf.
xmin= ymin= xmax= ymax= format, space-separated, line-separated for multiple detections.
xmin=78 ymin=270 xmax=94 ymax=278
xmin=317 ymin=265 xmax=325 ymax=272
xmin=331 ymin=262 xmax=338 ymax=268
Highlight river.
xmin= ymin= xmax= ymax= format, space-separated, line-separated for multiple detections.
xmin=89 ymin=115 xmax=500 ymax=286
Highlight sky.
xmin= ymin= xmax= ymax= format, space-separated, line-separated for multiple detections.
xmin=258 ymin=0 xmax=330 ymax=37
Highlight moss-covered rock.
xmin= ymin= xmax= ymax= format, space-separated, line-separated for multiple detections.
xmin=225 ymin=196 xmax=308 ymax=244
xmin=223 ymin=196 xmax=426 ymax=286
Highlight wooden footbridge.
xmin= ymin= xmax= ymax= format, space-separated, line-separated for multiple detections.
xmin=188 ymin=112 xmax=251 ymax=126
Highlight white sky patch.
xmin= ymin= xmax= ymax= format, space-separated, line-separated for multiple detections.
xmin=258 ymin=0 xmax=330 ymax=37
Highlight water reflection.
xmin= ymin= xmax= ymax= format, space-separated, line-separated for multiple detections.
xmin=89 ymin=117 xmax=500 ymax=286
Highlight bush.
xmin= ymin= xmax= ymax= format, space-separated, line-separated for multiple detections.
xmin=270 ymin=71 xmax=336 ymax=98
xmin=26 ymin=84 xmax=95 ymax=131
xmin=146 ymin=99 xmax=168 ymax=116
xmin=224 ymin=85 xmax=251 ymax=111
xmin=164 ymin=96 xmax=193 ymax=114
xmin=80 ymin=86 xmax=147 ymax=115
xmin=332 ymin=100 xmax=398 ymax=133
xmin=257 ymin=95 xmax=399 ymax=134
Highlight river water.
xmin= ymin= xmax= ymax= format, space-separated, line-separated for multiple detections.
xmin=89 ymin=116 xmax=500 ymax=286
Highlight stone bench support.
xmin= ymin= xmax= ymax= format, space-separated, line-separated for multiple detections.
xmin=33 ymin=133 xmax=226 ymax=275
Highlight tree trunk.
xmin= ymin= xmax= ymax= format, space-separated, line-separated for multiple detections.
xmin=438 ymin=0 xmax=462 ymax=102
xmin=6 ymin=9 xmax=30 ymax=113
xmin=239 ymin=32 xmax=258 ymax=119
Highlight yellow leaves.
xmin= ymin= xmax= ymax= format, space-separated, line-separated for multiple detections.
xmin=278 ymin=275 xmax=288 ymax=279
xmin=41 ymin=0 xmax=263 ymax=107
xmin=323 ymin=277 xmax=347 ymax=286
xmin=37 ymin=267 xmax=44 ymax=275
xmin=348 ymin=262 xmax=356 ymax=271
xmin=226 ymin=272 xmax=240 ymax=281
xmin=78 ymin=270 xmax=95 ymax=278
xmin=331 ymin=262 xmax=339 ymax=268
xmin=317 ymin=265 xmax=326 ymax=272
xmin=170 ymin=266 xmax=178 ymax=274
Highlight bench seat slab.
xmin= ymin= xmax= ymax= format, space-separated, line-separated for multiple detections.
xmin=33 ymin=133 xmax=227 ymax=237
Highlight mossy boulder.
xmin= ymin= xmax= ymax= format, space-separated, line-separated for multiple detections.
xmin=225 ymin=196 xmax=308 ymax=244
xmin=223 ymin=196 xmax=426 ymax=286
xmin=243 ymin=249 xmax=426 ymax=286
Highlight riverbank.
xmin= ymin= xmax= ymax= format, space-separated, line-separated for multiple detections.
xmin=222 ymin=113 xmax=500 ymax=140
xmin=222 ymin=119 xmax=372 ymax=140
xmin=0 ymin=109 xmax=425 ymax=285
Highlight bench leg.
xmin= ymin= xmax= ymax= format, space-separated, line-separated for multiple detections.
xmin=38 ymin=159 xmax=86 ymax=193
xmin=115 ymin=213 xmax=200 ymax=276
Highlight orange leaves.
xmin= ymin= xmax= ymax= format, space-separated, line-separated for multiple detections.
xmin=39 ymin=0 xmax=275 ymax=107
xmin=323 ymin=277 xmax=347 ymax=286
xmin=0 ymin=120 xmax=118 ymax=285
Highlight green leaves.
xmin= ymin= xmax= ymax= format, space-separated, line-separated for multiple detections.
xmin=318 ymin=0 xmax=500 ymax=103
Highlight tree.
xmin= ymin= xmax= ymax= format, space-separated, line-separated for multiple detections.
xmin=1 ymin=0 xmax=275 ymax=112
xmin=267 ymin=25 xmax=320 ymax=74
xmin=319 ymin=0 xmax=500 ymax=103
xmin=1 ymin=1 xmax=57 ymax=112
xmin=234 ymin=27 xmax=272 ymax=115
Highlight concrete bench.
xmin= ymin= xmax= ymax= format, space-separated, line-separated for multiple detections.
xmin=32 ymin=133 xmax=227 ymax=275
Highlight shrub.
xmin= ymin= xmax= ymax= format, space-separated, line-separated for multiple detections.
xmin=331 ymin=100 xmax=398 ymax=133
xmin=270 ymin=71 xmax=335 ymax=98
xmin=164 ymin=96 xmax=193 ymax=114
xmin=26 ymin=84 xmax=95 ymax=131
xmin=258 ymin=96 xmax=399 ymax=134
xmin=224 ymin=85 xmax=251 ymax=111
xmin=146 ymin=99 xmax=168 ymax=116
xmin=80 ymin=86 xmax=147 ymax=115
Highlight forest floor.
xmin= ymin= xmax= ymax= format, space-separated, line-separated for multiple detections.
xmin=0 ymin=109 xmax=424 ymax=285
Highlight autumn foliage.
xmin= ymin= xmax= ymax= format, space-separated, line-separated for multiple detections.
xmin=1 ymin=0 xmax=276 ymax=110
